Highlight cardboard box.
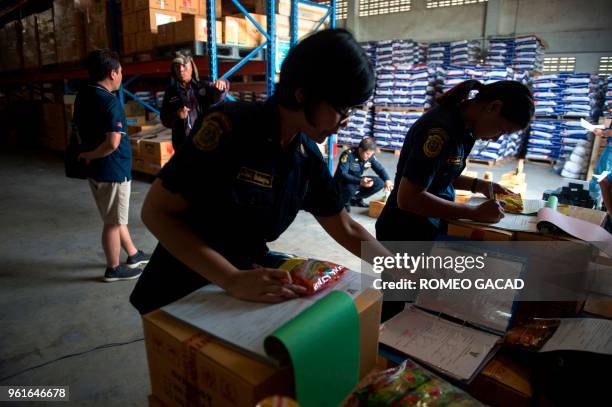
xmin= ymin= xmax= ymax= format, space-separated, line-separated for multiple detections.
xmin=133 ymin=0 xmax=177 ymax=11
xmin=129 ymin=9 xmax=182 ymax=34
xmin=275 ymin=15 xmax=327 ymax=39
xmin=83 ymin=0 xmax=111 ymax=53
xmin=199 ymin=0 xmax=222 ymax=19
xmin=41 ymin=103 xmax=67 ymax=152
xmin=156 ymin=22 xmax=175 ymax=46
xmin=173 ymin=15 xmax=223 ymax=43
xmin=123 ymin=33 xmax=138 ymax=54
xmin=177 ymin=0 xmax=199 ymax=15
xmin=22 ymin=15 xmax=40 ymax=69
xmin=143 ymin=156 xmax=170 ymax=174
xmin=143 ymin=288 xmax=382 ymax=407
xmin=243 ymin=14 xmax=267 ymax=47
xmin=447 ymin=221 xmax=514 ymax=241
xmin=140 ymin=133 xmax=175 ymax=160
xmin=136 ymin=31 xmax=156 ymax=51
xmin=223 ymin=16 xmax=245 ymax=45
xmin=36 ymin=10 xmax=57 ymax=66
xmin=132 ymin=155 xmax=147 ymax=172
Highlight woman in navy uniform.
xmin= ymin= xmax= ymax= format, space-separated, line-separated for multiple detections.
xmin=376 ymin=80 xmax=534 ymax=243
xmin=334 ymin=136 xmax=394 ymax=211
xmin=130 ymin=29 xmax=391 ymax=314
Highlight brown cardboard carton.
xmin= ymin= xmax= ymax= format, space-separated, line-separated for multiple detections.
xmin=138 ymin=9 xmax=182 ymax=33
xmin=133 ymin=0 xmax=177 ymax=11
xmin=255 ymin=0 xmax=328 ymax=22
xmin=174 ymin=15 xmax=206 ymax=42
xmin=83 ymin=0 xmax=111 ymax=52
xmin=36 ymin=10 xmax=57 ymax=65
xmin=22 ymin=15 xmax=40 ymax=69
xmin=243 ymin=14 xmax=267 ymax=47
xmin=447 ymin=221 xmax=514 ymax=241
xmin=136 ymin=31 xmax=156 ymax=51
xmin=177 ymin=0 xmax=199 ymax=15
xmin=132 ymin=155 xmax=147 ymax=172
xmin=123 ymin=33 xmax=138 ymax=54
xmin=199 ymin=0 xmax=222 ymax=19
xmin=223 ymin=16 xmax=245 ymax=45
xmin=143 ymin=288 xmax=382 ymax=407
xmin=140 ymin=133 xmax=175 ymax=160
xmin=156 ymin=22 xmax=175 ymax=46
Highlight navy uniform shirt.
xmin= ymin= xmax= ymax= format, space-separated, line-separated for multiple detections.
xmin=129 ymin=97 xmax=345 ymax=314
xmin=73 ymin=84 xmax=131 ymax=182
xmin=334 ymin=148 xmax=391 ymax=184
xmin=379 ymin=105 xmax=475 ymax=233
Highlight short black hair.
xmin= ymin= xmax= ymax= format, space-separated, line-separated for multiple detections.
xmin=275 ymin=29 xmax=374 ymax=112
xmin=85 ymin=49 xmax=121 ymax=82
xmin=358 ymin=137 xmax=377 ymax=152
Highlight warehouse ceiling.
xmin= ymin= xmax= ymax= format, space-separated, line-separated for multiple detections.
xmin=0 ymin=0 xmax=53 ymax=26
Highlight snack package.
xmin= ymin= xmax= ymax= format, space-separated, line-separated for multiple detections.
xmin=504 ymin=319 xmax=561 ymax=350
xmin=497 ymin=192 xmax=524 ymax=214
xmin=346 ymin=360 xmax=483 ymax=407
xmin=279 ymin=257 xmax=348 ymax=295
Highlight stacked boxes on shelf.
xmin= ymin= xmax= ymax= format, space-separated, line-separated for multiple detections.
xmin=36 ymin=9 xmax=58 ymax=65
xmin=450 ymin=40 xmax=481 ymax=65
xmin=512 ymin=35 xmax=545 ymax=73
xmin=130 ymin=124 xmax=174 ymax=175
xmin=337 ymin=108 xmax=374 ymax=147
xmin=525 ymin=119 xmax=562 ymax=161
xmin=83 ymin=0 xmax=111 ymax=53
xmin=53 ymin=0 xmax=86 ymax=63
xmin=21 ymin=15 xmax=40 ymax=69
xmin=427 ymin=42 xmax=450 ymax=66
xmin=121 ymin=0 xmax=182 ymax=55
xmin=485 ymin=38 xmax=515 ymax=67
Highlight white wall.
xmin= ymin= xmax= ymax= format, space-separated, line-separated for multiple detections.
xmin=347 ymin=0 xmax=612 ymax=74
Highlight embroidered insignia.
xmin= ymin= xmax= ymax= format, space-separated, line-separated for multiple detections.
xmin=423 ymin=128 xmax=447 ymax=158
xmin=192 ymin=112 xmax=231 ymax=151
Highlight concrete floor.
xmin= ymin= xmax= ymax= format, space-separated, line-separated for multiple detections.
xmin=0 ymin=147 xmax=568 ymax=406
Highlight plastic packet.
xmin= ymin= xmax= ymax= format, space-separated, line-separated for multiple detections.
xmin=504 ymin=319 xmax=561 ymax=350
xmin=279 ymin=257 xmax=348 ymax=295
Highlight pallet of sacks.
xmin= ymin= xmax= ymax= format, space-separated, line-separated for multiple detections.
xmin=130 ymin=124 xmax=174 ymax=175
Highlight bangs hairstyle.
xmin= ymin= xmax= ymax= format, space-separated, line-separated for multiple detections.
xmin=275 ymin=29 xmax=375 ymax=111
xmin=438 ymin=79 xmax=535 ymax=129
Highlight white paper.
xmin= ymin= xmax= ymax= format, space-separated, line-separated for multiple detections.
xmin=540 ymin=318 xmax=612 ymax=355
xmin=580 ymin=118 xmax=605 ymax=132
xmin=380 ymin=306 xmax=500 ymax=381
xmin=161 ymin=270 xmax=363 ymax=364
xmin=415 ymin=246 xmax=524 ymax=333
xmin=594 ymin=171 xmax=610 ymax=183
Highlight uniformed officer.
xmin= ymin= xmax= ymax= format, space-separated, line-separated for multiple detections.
xmin=375 ymin=79 xmax=534 ymax=242
xmin=334 ymin=137 xmax=393 ymax=211
xmin=160 ymin=50 xmax=229 ymax=150
xmin=129 ymin=29 xmax=392 ymax=314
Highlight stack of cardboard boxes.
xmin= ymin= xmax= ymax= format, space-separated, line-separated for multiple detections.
xmin=0 ymin=21 xmax=23 ymax=71
xmin=83 ymin=0 xmax=111 ymax=53
xmin=22 ymin=15 xmax=41 ymax=69
xmin=122 ymin=0 xmax=183 ymax=55
xmin=53 ymin=0 xmax=86 ymax=63
xmin=37 ymin=9 xmax=59 ymax=66
xmin=130 ymin=124 xmax=175 ymax=175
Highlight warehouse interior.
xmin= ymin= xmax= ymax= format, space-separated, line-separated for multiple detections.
xmin=1 ymin=1 xmax=612 ymax=406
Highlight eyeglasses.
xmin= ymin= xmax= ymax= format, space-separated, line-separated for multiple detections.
xmin=333 ymin=106 xmax=358 ymax=124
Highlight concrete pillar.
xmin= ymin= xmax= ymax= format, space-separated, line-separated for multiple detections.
xmin=346 ymin=0 xmax=360 ymax=39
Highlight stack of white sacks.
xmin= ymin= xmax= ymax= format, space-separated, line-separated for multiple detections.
xmin=512 ymin=35 xmax=545 ymax=72
xmin=560 ymin=73 xmax=599 ymax=119
xmin=371 ymin=110 xmax=422 ymax=150
xmin=526 ymin=119 xmax=562 ymax=161
xmin=532 ymin=74 xmax=565 ymax=117
xmin=486 ymin=38 xmax=515 ymax=67
xmin=559 ymin=121 xmax=594 ymax=180
xmin=337 ymin=108 xmax=374 ymax=147
xmin=427 ymin=42 xmax=450 ymax=66
xmin=450 ymin=40 xmax=481 ymax=65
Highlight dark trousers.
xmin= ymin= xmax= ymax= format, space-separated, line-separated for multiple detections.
xmin=339 ymin=176 xmax=384 ymax=205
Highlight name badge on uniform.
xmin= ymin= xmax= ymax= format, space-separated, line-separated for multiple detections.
xmin=447 ymin=156 xmax=463 ymax=165
xmin=237 ymin=167 xmax=273 ymax=188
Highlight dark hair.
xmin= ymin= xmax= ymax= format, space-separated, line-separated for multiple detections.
xmin=276 ymin=29 xmax=375 ymax=112
xmin=358 ymin=136 xmax=377 ymax=152
xmin=438 ymin=79 xmax=534 ymax=129
xmin=85 ymin=49 xmax=121 ymax=82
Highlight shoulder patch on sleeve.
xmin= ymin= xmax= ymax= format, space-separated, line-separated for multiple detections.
xmin=192 ymin=112 xmax=232 ymax=151
xmin=423 ymin=128 xmax=447 ymax=158
xmin=340 ymin=152 xmax=349 ymax=163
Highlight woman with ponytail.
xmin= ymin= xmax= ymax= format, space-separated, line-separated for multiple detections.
xmin=376 ymin=79 xmax=534 ymax=242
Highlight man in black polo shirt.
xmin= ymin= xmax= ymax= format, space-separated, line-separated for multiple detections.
xmin=74 ymin=49 xmax=150 ymax=282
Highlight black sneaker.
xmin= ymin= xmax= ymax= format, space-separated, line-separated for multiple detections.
xmin=350 ymin=198 xmax=369 ymax=208
xmin=126 ymin=250 xmax=150 ymax=269
xmin=103 ymin=265 xmax=142 ymax=282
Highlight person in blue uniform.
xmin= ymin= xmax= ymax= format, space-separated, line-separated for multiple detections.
xmin=376 ymin=80 xmax=534 ymax=242
xmin=334 ymin=137 xmax=394 ymax=211
xmin=375 ymin=79 xmax=534 ymax=321
xmin=129 ymin=29 xmax=392 ymax=314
